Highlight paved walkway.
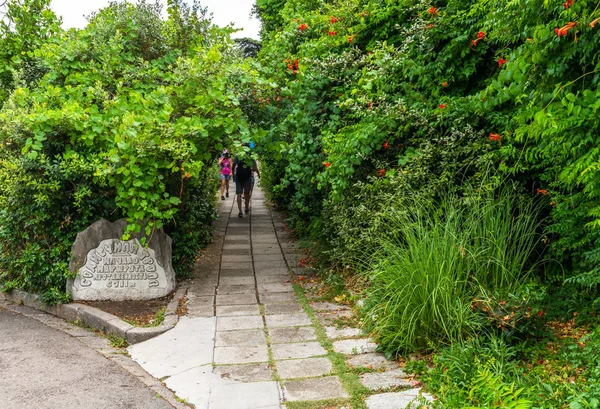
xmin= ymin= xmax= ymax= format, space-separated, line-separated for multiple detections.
xmin=128 ymin=186 xmax=432 ymax=409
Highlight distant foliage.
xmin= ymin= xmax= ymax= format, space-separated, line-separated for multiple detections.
xmin=0 ymin=0 xmax=61 ymax=107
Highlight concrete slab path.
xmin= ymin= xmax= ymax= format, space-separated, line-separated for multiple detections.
xmin=129 ymin=187 xmax=353 ymax=408
xmin=128 ymin=186 xmax=434 ymax=408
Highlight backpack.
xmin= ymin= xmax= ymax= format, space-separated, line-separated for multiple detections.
xmin=235 ymin=158 xmax=252 ymax=181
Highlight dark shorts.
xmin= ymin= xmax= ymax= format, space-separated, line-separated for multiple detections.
xmin=236 ymin=178 xmax=251 ymax=195
xmin=220 ymin=174 xmax=230 ymax=180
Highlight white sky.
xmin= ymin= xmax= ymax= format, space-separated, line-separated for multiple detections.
xmin=50 ymin=0 xmax=261 ymax=39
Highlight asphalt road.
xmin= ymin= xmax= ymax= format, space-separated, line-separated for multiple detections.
xmin=0 ymin=307 xmax=173 ymax=409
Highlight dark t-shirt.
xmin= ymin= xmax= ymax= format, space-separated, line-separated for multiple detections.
xmin=234 ymin=157 xmax=255 ymax=182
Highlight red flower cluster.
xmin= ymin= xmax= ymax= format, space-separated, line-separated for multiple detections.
xmin=328 ymin=30 xmax=337 ymax=36
xmin=348 ymin=35 xmax=356 ymax=43
xmin=425 ymin=23 xmax=435 ymax=29
xmin=537 ymin=188 xmax=549 ymax=195
xmin=330 ymin=16 xmax=339 ymax=23
xmin=286 ymin=59 xmax=299 ymax=74
xmin=489 ymin=133 xmax=502 ymax=142
xmin=299 ymin=23 xmax=308 ymax=31
xmin=377 ymin=169 xmax=386 ymax=177
xmin=555 ymin=22 xmax=576 ymax=37
xmin=439 ymin=103 xmax=447 ymax=109
xmin=471 ymin=31 xmax=485 ymax=46
xmin=563 ymin=0 xmax=573 ymax=8
xmin=591 ymin=17 xmax=600 ymax=28
xmin=383 ymin=140 xmax=389 ymax=149
xmin=427 ymin=6 xmax=438 ymax=16
xmin=442 ymin=81 xmax=448 ymax=87
xmin=498 ymin=58 xmax=508 ymax=67
xmin=323 ymin=161 xmax=331 ymax=168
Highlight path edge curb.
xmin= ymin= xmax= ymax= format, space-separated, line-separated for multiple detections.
xmin=3 ymin=287 xmax=188 ymax=344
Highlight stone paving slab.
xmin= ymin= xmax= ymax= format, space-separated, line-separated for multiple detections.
xmin=222 ymin=255 xmax=253 ymax=263
xmin=216 ymin=294 xmax=257 ymax=306
xmin=188 ymin=278 xmax=219 ymax=289
xmin=252 ymin=244 xmax=280 ymax=249
xmin=276 ymin=357 xmax=332 ymax=379
xmin=215 ymin=329 xmax=267 ymax=347
xmin=128 ymin=317 xmax=215 ymax=378
xmin=266 ymin=313 xmax=312 ymax=327
xmin=187 ymin=286 xmax=217 ymax=296
xmin=272 ymin=341 xmax=327 ymax=360
xmin=219 ymin=269 xmax=254 ymax=277
xmin=223 ymin=244 xmax=252 ymax=251
xmin=255 ymin=267 xmax=290 ymax=275
xmin=325 ymin=326 xmax=362 ymax=339
xmin=219 ymin=276 xmax=256 ymax=286
xmin=221 ymin=262 xmax=247 ymax=270
xmin=260 ymin=292 xmax=297 ymax=304
xmin=252 ymin=248 xmax=283 ymax=255
xmin=214 ymin=345 xmax=269 ymax=364
xmin=216 ymin=304 xmax=261 ymax=317
xmin=223 ymin=242 xmax=252 ymax=248
xmin=217 ymin=284 xmax=256 ymax=294
xmin=333 ymin=338 xmax=378 ymax=354
xmin=253 ymin=252 xmax=286 ymax=259
xmin=264 ymin=303 xmax=303 ymax=315
xmin=256 ymin=274 xmax=291 ymax=284
xmin=269 ymin=327 xmax=317 ymax=344
xmin=163 ymin=365 xmax=213 ymax=409
xmin=214 ymin=363 xmax=274 ymax=382
xmin=365 ymin=389 xmax=434 ymax=409
xmin=217 ymin=315 xmax=264 ymax=331
xmin=209 ymin=382 xmax=280 ymax=409
xmin=255 ymin=261 xmax=288 ymax=269
xmin=283 ymin=376 xmax=349 ymax=402
xmin=360 ymin=369 xmax=411 ymax=390
xmin=187 ymin=294 xmax=215 ymax=304
xmin=315 ymin=310 xmax=354 ymax=326
xmin=258 ymin=282 xmax=294 ymax=294
xmin=187 ymin=305 xmax=214 ymax=318
xmin=347 ymin=353 xmax=399 ymax=370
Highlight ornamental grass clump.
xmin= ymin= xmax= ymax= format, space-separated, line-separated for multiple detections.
xmin=361 ymin=187 xmax=544 ymax=355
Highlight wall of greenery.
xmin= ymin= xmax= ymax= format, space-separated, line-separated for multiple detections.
xmin=251 ymin=0 xmax=600 ymax=301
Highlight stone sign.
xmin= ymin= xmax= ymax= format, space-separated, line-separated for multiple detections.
xmin=67 ymin=219 xmax=176 ymax=301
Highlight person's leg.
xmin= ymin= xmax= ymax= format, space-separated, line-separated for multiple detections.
xmin=235 ymin=179 xmax=244 ymax=217
xmin=220 ymin=176 xmax=226 ymax=199
xmin=244 ymin=180 xmax=251 ymax=213
xmin=225 ymin=177 xmax=230 ymax=197
xmin=248 ymin=176 xmax=255 ymax=201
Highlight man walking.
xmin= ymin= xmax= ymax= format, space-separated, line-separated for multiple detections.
xmin=232 ymin=148 xmax=260 ymax=218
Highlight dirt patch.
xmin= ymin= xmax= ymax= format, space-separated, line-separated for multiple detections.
xmin=76 ymin=294 xmax=173 ymax=326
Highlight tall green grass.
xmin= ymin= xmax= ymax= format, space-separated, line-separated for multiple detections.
xmin=361 ymin=188 xmax=544 ymax=355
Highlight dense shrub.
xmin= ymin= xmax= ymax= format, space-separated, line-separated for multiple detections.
xmin=0 ymin=1 xmax=256 ymax=301
xmin=360 ymin=187 xmax=544 ymax=353
xmin=252 ymin=0 xmax=600 ymax=301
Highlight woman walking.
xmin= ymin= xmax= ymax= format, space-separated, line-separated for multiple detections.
xmin=218 ymin=150 xmax=232 ymax=200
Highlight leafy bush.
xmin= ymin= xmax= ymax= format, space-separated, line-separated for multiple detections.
xmin=361 ymin=187 xmax=544 ymax=354
xmin=0 ymin=1 xmax=256 ymax=301
xmin=424 ymin=335 xmax=532 ymax=408
xmin=252 ymin=0 xmax=600 ymax=303
xmin=423 ymin=326 xmax=600 ymax=409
